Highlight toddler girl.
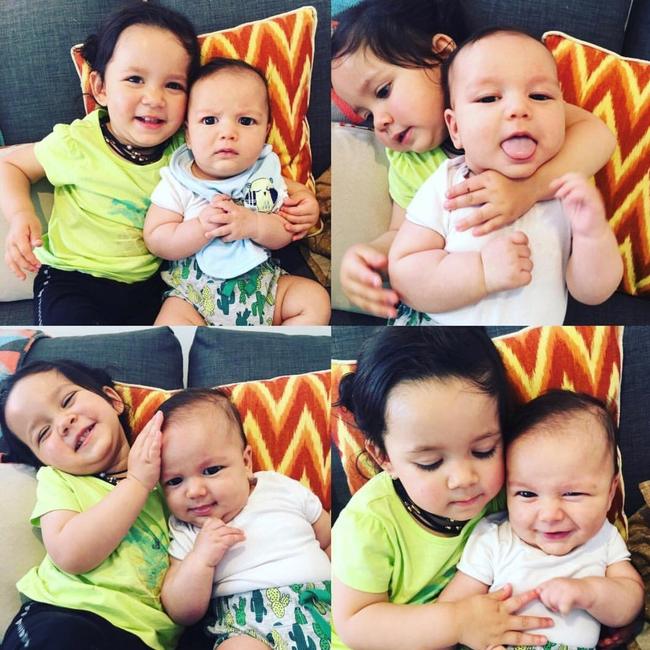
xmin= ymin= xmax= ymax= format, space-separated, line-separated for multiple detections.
xmin=144 ymin=59 xmax=330 ymax=325
xmin=332 ymin=327 xmax=553 ymax=650
xmin=331 ymin=0 xmax=616 ymax=319
xmin=0 ymin=4 xmax=200 ymax=325
xmin=158 ymin=389 xmax=331 ymax=648
xmin=0 ymin=360 xmax=177 ymax=650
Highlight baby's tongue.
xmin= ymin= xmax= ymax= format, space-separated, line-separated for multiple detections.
xmin=501 ymin=136 xmax=536 ymax=160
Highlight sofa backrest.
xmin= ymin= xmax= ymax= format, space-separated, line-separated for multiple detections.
xmin=0 ymin=0 xmax=330 ymax=177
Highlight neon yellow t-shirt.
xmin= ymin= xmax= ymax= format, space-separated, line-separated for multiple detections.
xmin=17 ymin=467 xmax=181 ymax=650
xmin=331 ymin=471 xmax=504 ymax=650
xmin=387 ymin=147 xmax=448 ymax=209
xmin=33 ymin=110 xmax=182 ymax=283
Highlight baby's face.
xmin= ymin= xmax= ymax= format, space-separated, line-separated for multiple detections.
xmin=185 ymin=68 xmax=270 ymax=180
xmin=161 ymin=404 xmax=253 ymax=527
xmin=444 ymin=32 xmax=566 ymax=179
xmin=506 ymin=413 xmax=617 ymax=556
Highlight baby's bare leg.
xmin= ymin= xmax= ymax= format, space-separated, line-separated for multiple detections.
xmin=273 ymin=275 xmax=331 ymax=325
xmin=217 ymin=636 xmax=270 ymax=650
xmin=154 ymin=297 xmax=206 ymax=325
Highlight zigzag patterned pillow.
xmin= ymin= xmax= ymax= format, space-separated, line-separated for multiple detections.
xmin=117 ymin=369 xmax=330 ymax=510
xmin=543 ymin=31 xmax=650 ymax=296
xmin=71 ymin=7 xmax=317 ymax=189
xmin=331 ymin=326 xmax=626 ymax=534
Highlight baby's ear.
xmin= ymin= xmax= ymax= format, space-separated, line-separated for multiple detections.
xmin=444 ymin=108 xmax=462 ymax=149
xmin=607 ymin=473 xmax=619 ymax=508
xmin=184 ymin=123 xmax=191 ymax=149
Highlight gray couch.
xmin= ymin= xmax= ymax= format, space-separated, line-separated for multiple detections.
xmin=0 ymin=0 xmax=330 ymax=324
xmin=331 ymin=0 xmax=650 ymax=325
xmin=0 ymin=326 xmax=331 ymax=647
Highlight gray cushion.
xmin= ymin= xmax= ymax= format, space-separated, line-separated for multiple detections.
xmin=624 ymin=0 xmax=650 ymax=59
xmin=188 ymin=328 xmax=330 ymax=387
xmin=0 ymin=0 xmax=330 ymax=178
xmin=565 ymin=294 xmax=650 ymax=325
xmin=19 ymin=327 xmax=184 ymax=389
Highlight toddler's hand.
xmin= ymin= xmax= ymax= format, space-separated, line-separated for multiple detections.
xmin=341 ymin=243 xmax=399 ymax=318
xmin=278 ymin=192 xmax=320 ymax=241
xmin=127 ymin=410 xmax=163 ymax=492
xmin=481 ymin=231 xmax=533 ymax=294
xmin=5 ymin=213 xmax=42 ymax=279
xmin=551 ymin=173 xmax=608 ymax=238
xmin=203 ymin=196 xmax=257 ymax=242
xmin=458 ymin=584 xmax=553 ymax=650
xmin=192 ymin=517 xmax=246 ymax=568
xmin=446 ymin=170 xmax=534 ymax=236
xmin=537 ymin=577 xmax=589 ymax=616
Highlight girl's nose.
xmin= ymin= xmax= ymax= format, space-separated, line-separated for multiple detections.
xmin=56 ymin=413 xmax=76 ymax=438
xmin=143 ymin=87 xmax=164 ymax=106
xmin=446 ymin=462 xmax=478 ymax=490
xmin=373 ymin=106 xmax=393 ymax=131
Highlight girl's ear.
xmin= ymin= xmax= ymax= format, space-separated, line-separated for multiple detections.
xmin=102 ymin=386 xmax=125 ymax=415
xmin=89 ymin=70 xmax=107 ymax=106
xmin=444 ymin=108 xmax=462 ymax=149
xmin=432 ymin=33 xmax=456 ymax=59
xmin=365 ymin=440 xmax=397 ymax=478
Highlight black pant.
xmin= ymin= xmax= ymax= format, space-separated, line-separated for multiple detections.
xmin=33 ymin=265 xmax=165 ymax=325
xmin=1 ymin=601 xmax=152 ymax=650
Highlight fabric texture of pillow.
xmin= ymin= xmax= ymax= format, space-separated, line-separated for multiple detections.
xmin=331 ymin=325 xmax=626 ymax=533
xmin=0 ymin=329 xmax=45 ymax=380
xmin=119 ymin=369 xmax=331 ymax=510
xmin=71 ymin=7 xmax=317 ymax=190
xmin=543 ymin=31 xmax=650 ymax=296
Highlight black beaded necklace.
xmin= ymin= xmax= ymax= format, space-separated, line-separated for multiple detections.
xmin=94 ymin=469 xmax=127 ymax=486
xmin=100 ymin=114 xmax=167 ymax=165
xmin=393 ymin=478 xmax=469 ymax=536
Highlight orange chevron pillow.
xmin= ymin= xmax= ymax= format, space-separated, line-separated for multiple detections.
xmin=332 ymin=326 xmax=626 ymax=533
xmin=117 ymin=369 xmax=331 ymax=510
xmin=543 ymin=32 xmax=650 ymax=296
xmin=71 ymin=6 xmax=317 ymax=189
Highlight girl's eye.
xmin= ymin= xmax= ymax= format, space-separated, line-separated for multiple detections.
xmin=416 ymin=459 xmax=443 ymax=472
xmin=126 ymin=75 xmax=143 ymax=84
xmin=37 ymin=426 xmax=50 ymax=444
xmin=165 ymin=477 xmax=182 ymax=487
xmin=203 ymin=466 xmax=223 ymax=476
xmin=530 ymin=93 xmax=551 ymax=101
xmin=473 ymin=446 xmax=497 ymax=460
xmin=477 ymin=96 xmax=498 ymax=103
xmin=515 ymin=490 xmax=536 ymax=498
xmin=167 ymin=81 xmax=186 ymax=91
xmin=201 ymin=116 xmax=216 ymax=125
xmin=375 ymin=83 xmax=391 ymax=100
xmin=62 ymin=392 xmax=76 ymax=407
xmin=239 ymin=117 xmax=255 ymax=126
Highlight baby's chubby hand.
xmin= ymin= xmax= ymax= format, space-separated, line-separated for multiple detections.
xmin=5 ymin=212 xmax=42 ymax=279
xmin=199 ymin=195 xmax=258 ymax=242
xmin=537 ymin=577 xmax=590 ymax=616
xmin=551 ymin=173 xmax=608 ymax=239
xmin=480 ymin=231 xmax=533 ymax=294
xmin=192 ymin=517 xmax=246 ymax=568
xmin=127 ymin=410 xmax=163 ymax=492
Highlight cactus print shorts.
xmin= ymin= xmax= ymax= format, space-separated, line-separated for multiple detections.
xmin=161 ymin=257 xmax=285 ymax=326
xmin=205 ymin=581 xmax=331 ymax=649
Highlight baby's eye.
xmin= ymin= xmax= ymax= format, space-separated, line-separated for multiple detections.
xmin=239 ymin=117 xmax=255 ymax=126
xmin=416 ymin=459 xmax=443 ymax=472
xmin=530 ymin=93 xmax=552 ymax=101
xmin=515 ymin=490 xmax=536 ymax=498
xmin=473 ymin=446 xmax=497 ymax=459
xmin=166 ymin=81 xmax=186 ymax=91
xmin=201 ymin=116 xmax=217 ymax=125
xmin=563 ymin=491 xmax=586 ymax=497
xmin=203 ymin=466 xmax=223 ymax=476
xmin=165 ymin=477 xmax=183 ymax=487
xmin=375 ymin=82 xmax=391 ymax=100
xmin=125 ymin=75 xmax=143 ymax=84
xmin=477 ymin=96 xmax=498 ymax=103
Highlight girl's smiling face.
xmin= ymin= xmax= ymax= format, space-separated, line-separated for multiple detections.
xmin=4 ymin=370 xmax=129 ymax=476
xmin=90 ymin=24 xmax=191 ymax=148
xmin=331 ymin=38 xmax=453 ymax=153
xmin=370 ymin=377 xmax=504 ymax=522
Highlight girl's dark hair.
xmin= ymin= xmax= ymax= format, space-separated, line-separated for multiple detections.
xmin=507 ymin=389 xmax=619 ymax=474
xmin=158 ymin=388 xmax=247 ymax=448
xmin=81 ymin=2 xmax=200 ymax=82
xmin=332 ymin=0 xmax=467 ymax=69
xmin=337 ymin=328 xmax=513 ymax=454
xmin=190 ymin=58 xmax=271 ymax=123
xmin=442 ymin=26 xmax=543 ymax=109
xmin=0 ymin=360 xmax=131 ymax=469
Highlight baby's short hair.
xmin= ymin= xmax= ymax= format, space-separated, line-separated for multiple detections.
xmin=506 ymin=389 xmax=618 ymax=474
xmin=159 ymin=388 xmax=247 ymax=448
